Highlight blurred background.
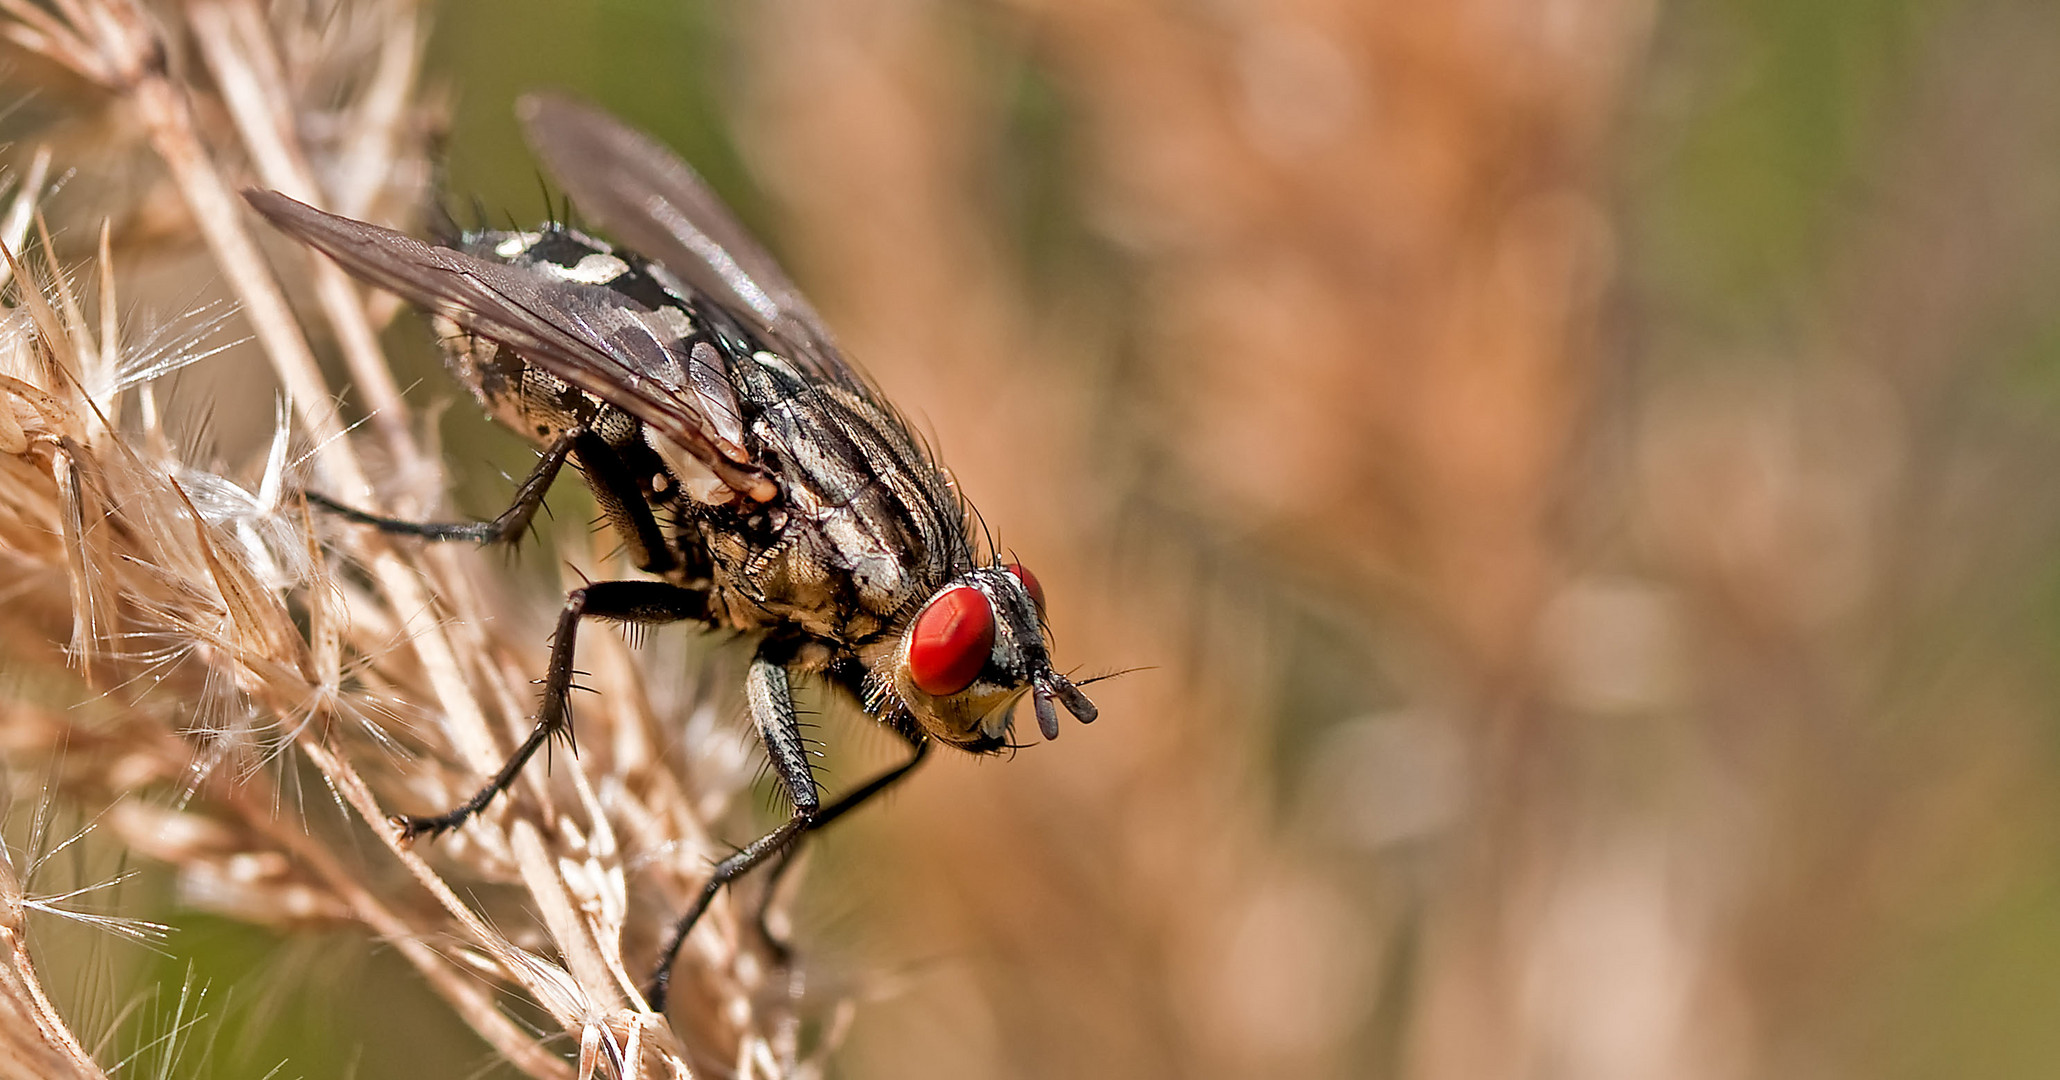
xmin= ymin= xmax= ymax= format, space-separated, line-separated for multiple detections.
xmin=20 ymin=0 xmax=2060 ymax=1076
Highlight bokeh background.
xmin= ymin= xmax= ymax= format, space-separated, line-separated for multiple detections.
xmin=20 ymin=0 xmax=2060 ymax=1076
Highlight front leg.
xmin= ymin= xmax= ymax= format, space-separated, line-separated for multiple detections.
xmin=644 ymin=646 xmax=826 ymax=1012
xmin=753 ymin=731 xmax=931 ymax=962
xmin=394 ymin=579 xmax=710 ymax=840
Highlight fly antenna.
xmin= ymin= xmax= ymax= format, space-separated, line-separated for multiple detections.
xmin=1069 ymin=666 xmax=1150 ymax=688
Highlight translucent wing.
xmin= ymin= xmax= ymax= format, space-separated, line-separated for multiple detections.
xmin=516 ymin=92 xmax=860 ymax=388
xmin=243 ymin=189 xmax=777 ymax=502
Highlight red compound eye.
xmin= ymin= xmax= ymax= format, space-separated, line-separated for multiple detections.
xmin=908 ymin=586 xmax=996 ymax=696
xmin=1006 ymin=563 xmax=1045 ymax=614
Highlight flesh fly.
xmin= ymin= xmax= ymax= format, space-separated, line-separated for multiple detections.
xmin=244 ymin=93 xmax=1095 ymax=1010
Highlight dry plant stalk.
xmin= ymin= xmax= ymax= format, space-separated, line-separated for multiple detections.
xmin=0 ymin=812 xmax=108 ymax=1080
xmin=0 ymin=2 xmax=838 ymax=1076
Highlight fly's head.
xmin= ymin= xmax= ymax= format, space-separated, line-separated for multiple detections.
xmin=888 ymin=563 xmax=1096 ymax=753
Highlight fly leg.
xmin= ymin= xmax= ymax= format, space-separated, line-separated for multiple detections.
xmin=309 ymin=426 xmax=582 ymax=544
xmin=752 ymin=733 xmax=931 ymax=962
xmin=314 ymin=426 xmax=682 ymax=578
xmin=643 ymin=650 xmax=813 ymax=1011
xmin=394 ymin=579 xmax=709 ymax=840
xmin=643 ymin=649 xmax=939 ymax=1012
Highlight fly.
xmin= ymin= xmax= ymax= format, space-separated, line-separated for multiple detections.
xmin=243 ymin=92 xmax=1096 ymax=1011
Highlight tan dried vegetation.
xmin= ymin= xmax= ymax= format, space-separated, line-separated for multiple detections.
xmin=0 ymin=2 xmax=817 ymax=1077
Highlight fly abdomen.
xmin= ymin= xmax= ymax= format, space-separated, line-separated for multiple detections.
xmin=440 ymin=326 xmax=611 ymax=447
xmin=441 ymin=226 xmax=696 ymax=450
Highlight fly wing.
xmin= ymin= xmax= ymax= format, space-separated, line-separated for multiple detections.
xmin=243 ymin=189 xmax=777 ymax=502
xmin=516 ymin=92 xmax=860 ymax=388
